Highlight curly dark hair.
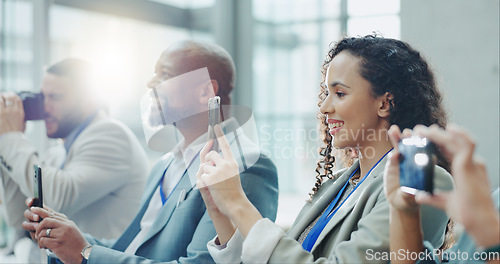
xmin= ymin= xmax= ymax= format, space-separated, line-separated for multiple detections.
xmin=310 ymin=34 xmax=449 ymax=201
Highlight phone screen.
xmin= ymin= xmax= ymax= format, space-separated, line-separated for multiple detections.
xmin=208 ymin=96 xmax=221 ymax=152
xmin=398 ymin=137 xmax=435 ymax=195
xmin=33 ymin=165 xmax=43 ymax=208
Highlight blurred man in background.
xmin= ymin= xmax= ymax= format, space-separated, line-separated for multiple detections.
xmin=0 ymin=59 xmax=149 ymax=261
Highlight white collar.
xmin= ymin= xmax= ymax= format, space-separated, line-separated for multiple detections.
xmin=171 ymin=117 xmax=238 ymax=165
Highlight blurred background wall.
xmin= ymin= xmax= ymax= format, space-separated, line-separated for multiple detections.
xmin=401 ymin=0 xmax=499 ymax=189
xmin=0 ymin=0 xmax=498 ymax=233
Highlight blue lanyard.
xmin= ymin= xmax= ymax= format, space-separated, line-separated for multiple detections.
xmin=301 ymin=148 xmax=393 ymax=252
xmin=159 ymin=174 xmax=181 ymax=205
xmin=158 ymin=150 xmax=201 ymax=205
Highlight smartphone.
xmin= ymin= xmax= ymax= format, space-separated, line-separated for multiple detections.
xmin=32 ymin=165 xmax=43 ymax=208
xmin=398 ymin=136 xmax=435 ymax=195
xmin=208 ymin=96 xmax=221 ymax=152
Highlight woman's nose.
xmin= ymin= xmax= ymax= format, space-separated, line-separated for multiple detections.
xmin=319 ymin=94 xmax=334 ymax=115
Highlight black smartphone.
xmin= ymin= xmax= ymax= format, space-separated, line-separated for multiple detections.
xmin=398 ymin=137 xmax=436 ymax=194
xmin=32 ymin=165 xmax=43 ymax=208
xmin=208 ymin=96 xmax=221 ymax=152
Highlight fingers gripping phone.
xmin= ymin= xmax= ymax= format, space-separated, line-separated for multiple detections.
xmin=208 ymin=96 xmax=221 ymax=152
xmin=32 ymin=164 xmax=56 ymax=259
xmin=398 ymin=137 xmax=436 ymax=195
xmin=33 ymin=165 xmax=43 ymax=208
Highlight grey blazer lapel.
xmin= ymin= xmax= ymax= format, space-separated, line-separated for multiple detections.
xmin=141 ymin=155 xmax=175 ymax=205
xmin=139 ymin=169 xmax=196 ymax=246
xmin=112 ymin=155 xmax=174 ymax=251
xmin=310 ymin=156 xmax=389 ymax=252
xmin=287 ymin=164 xmax=359 ymax=240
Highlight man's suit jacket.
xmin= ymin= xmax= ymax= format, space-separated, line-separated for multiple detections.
xmin=216 ymin=156 xmax=454 ymax=263
xmin=0 ymin=111 xmax=149 ymax=239
xmin=83 ymin=123 xmax=279 ymax=263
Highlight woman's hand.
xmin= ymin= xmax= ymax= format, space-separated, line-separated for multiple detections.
xmin=197 ymin=125 xmax=246 ymax=218
xmin=196 ymin=142 xmax=237 ymax=244
xmin=197 ymin=125 xmax=263 ymax=238
xmin=196 ymin=140 xmax=222 ymax=215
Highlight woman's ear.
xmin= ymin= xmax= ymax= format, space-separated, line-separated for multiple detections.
xmin=199 ymin=80 xmax=219 ymax=104
xmin=378 ymin=92 xmax=394 ymax=118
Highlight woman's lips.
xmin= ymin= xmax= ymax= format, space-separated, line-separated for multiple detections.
xmin=327 ymin=119 xmax=344 ymax=135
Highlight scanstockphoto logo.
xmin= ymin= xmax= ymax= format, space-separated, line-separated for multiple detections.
xmin=365 ymin=248 xmax=500 ymax=262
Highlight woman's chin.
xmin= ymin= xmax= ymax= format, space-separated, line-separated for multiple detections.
xmin=331 ymin=140 xmax=345 ymax=149
xmin=332 ymin=140 xmax=358 ymax=151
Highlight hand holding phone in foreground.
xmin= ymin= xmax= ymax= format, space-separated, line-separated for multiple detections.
xmin=22 ymin=197 xmax=66 ymax=242
xmin=22 ymin=197 xmax=88 ymax=263
xmin=385 ymin=124 xmax=500 ymax=258
xmin=197 ymin=124 xmax=263 ymax=240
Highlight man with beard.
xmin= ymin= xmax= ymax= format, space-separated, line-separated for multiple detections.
xmin=23 ymin=40 xmax=279 ymax=264
xmin=0 ymin=59 xmax=149 ymax=243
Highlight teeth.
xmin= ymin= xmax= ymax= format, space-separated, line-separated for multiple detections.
xmin=328 ymin=122 xmax=343 ymax=129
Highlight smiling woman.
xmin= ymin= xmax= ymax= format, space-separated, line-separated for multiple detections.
xmin=196 ymin=34 xmax=455 ymax=263
xmin=320 ymin=52 xmax=384 ymax=152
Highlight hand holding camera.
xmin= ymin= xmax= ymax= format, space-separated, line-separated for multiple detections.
xmin=0 ymin=92 xmax=26 ymax=135
xmin=0 ymin=91 xmax=45 ymax=136
xmin=17 ymin=91 xmax=45 ymax=121
xmin=386 ymin=124 xmax=500 ymax=250
xmin=385 ymin=124 xmax=491 ymax=220
xmin=410 ymin=124 xmax=499 ymax=248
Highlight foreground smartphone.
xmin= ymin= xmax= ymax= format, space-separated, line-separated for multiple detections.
xmin=208 ymin=96 xmax=221 ymax=152
xmin=32 ymin=165 xmax=43 ymax=208
xmin=398 ymin=137 xmax=435 ymax=195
